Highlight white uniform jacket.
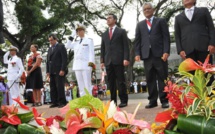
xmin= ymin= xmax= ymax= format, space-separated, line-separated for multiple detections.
xmin=65 ymin=37 xmax=95 ymax=71
xmin=3 ymin=52 xmax=24 ymax=81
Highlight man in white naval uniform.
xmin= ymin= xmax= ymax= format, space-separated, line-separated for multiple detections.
xmin=65 ymin=24 xmax=95 ymax=97
xmin=3 ymin=46 xmax=24 ymax=105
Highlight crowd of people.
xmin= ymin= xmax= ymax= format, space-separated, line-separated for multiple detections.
xmin=0 ymin=0 xmax=215 ymax=110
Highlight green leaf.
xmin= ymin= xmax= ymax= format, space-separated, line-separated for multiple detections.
xmin=186 ymin=106 xmax=192 ymax=116
xmin=164 ymin=130 xmax=182 ymax=134
xmin=84 ymin=117 xmax=102 ymax=128
xmin=184 ymin=86 xmax=191 ymax=95
xmin=18 ymin=123 xmax=45 ymax=134
xmin=17 ymin=111 xmax=34 ymax=123
xmin=3 ymin=126 xmax=17 ymax=134
xmin=206 ymin=73 xmax=212 ymax=84
xmin=204 ymin=107 xmax=211 ymax=121
xmin=177 ymin=71 xmax=193 ymax=78
xmin=69 ymin=94 xmax=103 ymax=111
xmin=59 ymin=121 xmax=66 ymax=130
xmin=192 ymin=98 xmax=202 ymax=113
xmin=177 ymin=114 xmax=215 ymax=134
xmin=206 ymin=87 xmax=212 ymax=95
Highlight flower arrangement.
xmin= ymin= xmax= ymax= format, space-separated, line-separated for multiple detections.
xmin=0 ymin=90 xmax=153 ymax=134
xmin=154 ymin=55 xmax=215 ymax=134
xmin=88 ymin=62 xmax=96 ymax=72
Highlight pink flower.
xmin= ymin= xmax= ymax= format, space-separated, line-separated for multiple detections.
xmin=60 ymin=104 xmax=70 ymax=115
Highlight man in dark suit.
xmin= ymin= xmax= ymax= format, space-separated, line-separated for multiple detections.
xmin=0 ymin=0 xmax=4 ymax=44
xmin=134 ymin=2 xmax=170 ymax=109
xmin=100 ymin=13 xmax=129 ymax=108
xmin=175 ymin=0 xmax=215 ymax=63
xmin=46 ymin=34 xmax=67 ymax=108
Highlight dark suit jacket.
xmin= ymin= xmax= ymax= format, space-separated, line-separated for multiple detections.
xmin=134 ymin=17 xmax=170 ymax=59
xmin=100 ymin=27 xmax=129 ymax=66
xmin=46 ymin=43 xmax=67 ymax=75
xmin=175 ymin=7 xmax=215 ymax=55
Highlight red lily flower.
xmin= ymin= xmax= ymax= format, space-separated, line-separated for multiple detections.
xmin=13 ymin=96 xmax=29 ymax=110
xmin=1 ymin=105 xmax=18 ymax=116
xmin=113 ymin=129 xmax=133 ymax=134
xmin=179 ymin=54 xmax=215 ymax=73
xmin=0 ymin=105 xmax=21 ymax=125
xmin=46 ymin=115 xmax=64 ymax=126
xmin=155 ymin=109 xmax=175 ymax=123
xmin=0 ymin=115 xmax=21 ymax=125
xmin=32 ymin=108 xmax=45 ymax=126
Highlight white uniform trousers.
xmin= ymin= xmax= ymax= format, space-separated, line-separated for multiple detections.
xmin=75 ymin=70 xmax=92 ymax=97
xmin=7 ymin=80 xmax=20 ymax=105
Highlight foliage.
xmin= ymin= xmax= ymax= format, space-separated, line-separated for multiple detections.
xmin=154 ymin=55 xmax=215 ymax=133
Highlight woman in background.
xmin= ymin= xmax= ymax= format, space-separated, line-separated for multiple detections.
xmin=0 ymin=76 xmax=8 ymax=105
xmin=26 ymin=44 xmax=43 ymax=106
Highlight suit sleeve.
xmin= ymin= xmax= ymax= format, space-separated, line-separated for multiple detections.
xmin=89 ymin=39 xmax=95 ymax=63
xmin=204 ymin=8 xmax=215 ymax=45
xmin=100 ymin=34 xmax=105 ymax=63
xmin=122 ymin=29 xmax=129 ymax=61
xmin=174 ymin=16 xmax=183 ymax=54
xmin=46 ymin=49 xmax=50 ymax=73
xmin=134 ymin=23 xmax=141 ymax=56
xmin=60 ymin=45 xmax=67 ymax=71
xmin=3 ymin=51 xmax=10 ymax=64
xmin=160 ymin=18 xmax=170 ymax=54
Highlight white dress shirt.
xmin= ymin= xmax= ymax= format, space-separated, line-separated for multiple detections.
xmin=185 ymin=6 xmax=195 ymax=21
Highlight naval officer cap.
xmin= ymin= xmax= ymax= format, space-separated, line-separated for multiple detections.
xmin=9 ymin=46 xmax=19 ymax=52
xmin=76 ymin=24 xmax=86 ymax=31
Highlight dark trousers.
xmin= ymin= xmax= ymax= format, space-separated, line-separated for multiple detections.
xmin=144 ymin=52 xmax=168 ymax=104
xmin=106 ymin=64 xmax=128 ymax=104
xmin=50 ymin=74 xmax=67 ymax=105
xmin=186 ymin=50 xmax=212 ymax=64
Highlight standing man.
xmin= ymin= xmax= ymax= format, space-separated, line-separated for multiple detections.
xmin=46 ymin=34 xmax=67 ymax=108
xmin=0 ymin=0 xmax=4 ymax=44
xmin=100 ymin=13 xmax=129 ymax=108
xmin=65 ymin=24 xmax=95 ymax=97
xmin=134 ymin=2 xmax=170 ymax=109
xmin=175 ymin=0 xmax=215 ymax=63
xmin=3 ymin=46 xmax=24 ymax=105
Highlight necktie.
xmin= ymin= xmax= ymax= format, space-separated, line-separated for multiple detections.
xmin=109 ymin=28 xmax=113 ymax=39
xmin=79 ymin=38 xmax=83 ymax=44
xmin=51 ymin=46 xmax=54 ymax=52
xmin=187 ymin=9 xmax=193 ymax=21
xmin=146 ymin=19 xmax=152 ymax=32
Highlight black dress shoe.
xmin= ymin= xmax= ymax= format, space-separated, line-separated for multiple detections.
xmin=49 ymin=104 xmax=58 ymax=108
xmin=118 ymin=103 xmax=127 ymax=108
xmin=58 ymin=103 xmax=66 ymax=108
xmin=145 ymin=103 xmax=158 ymax=109
xmin=162 ymin=103 xmax=169 ymax=108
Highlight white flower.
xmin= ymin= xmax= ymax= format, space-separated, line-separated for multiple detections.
xmin=49 ymin=119 xmax=64 ymax=134
xmin=138 ymin=128 xmax=153 ymax=134
xmin=93 ymin=130 xmax=101 ymax=134
xmin=107 ymin=100 xmax=117 ymax=119
xmin=79 ymin=108 xmax=88 ymax=121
